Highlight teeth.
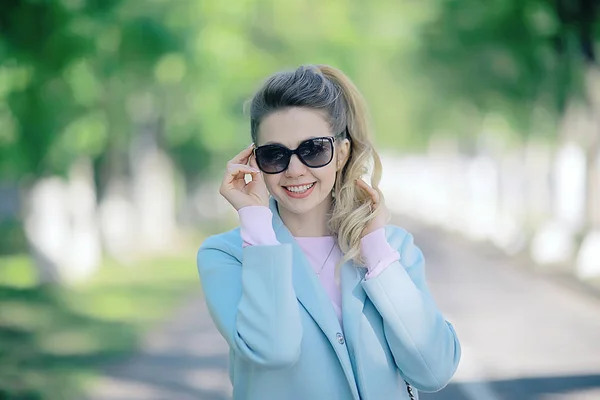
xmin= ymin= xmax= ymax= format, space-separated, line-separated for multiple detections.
xmin=286 ymin=183 xmax=314 ymax=193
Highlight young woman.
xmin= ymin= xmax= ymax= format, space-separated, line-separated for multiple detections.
xmin=196 ymin=64 xmax=461 ymax=400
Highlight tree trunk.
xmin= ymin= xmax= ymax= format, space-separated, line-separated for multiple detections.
xmin=23 ymin=158 xmax=102 ymax=285
xmin=129 ymin=120 xmax=179 ymax=255
xmin=584 ymin=66 xmax=600 ymax=230
xmin=585 ymin=128 xmax=600 ymax=230
xmin=23 ymin=177 xmax=70 ymax=283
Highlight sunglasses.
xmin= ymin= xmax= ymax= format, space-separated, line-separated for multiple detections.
xmin=254 ymin=130 xmax=348 ymax=174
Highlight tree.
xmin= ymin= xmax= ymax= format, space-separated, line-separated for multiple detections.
xmin=0 ymin=0 xmax=186 ymax=282
xmin=413 ymin=0 xmax=600 ymax=230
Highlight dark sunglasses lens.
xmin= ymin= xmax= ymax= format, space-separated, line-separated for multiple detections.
xmin=298 ymin=138 xmax=333 ymax=167
xmin=256 ymin=145 xmax=289 ymax=173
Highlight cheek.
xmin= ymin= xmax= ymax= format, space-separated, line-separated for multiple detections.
xmin=262 ymin=175 xmax=280 ymax=192
xmin=315 ymin=165 xmax=337 ymax=188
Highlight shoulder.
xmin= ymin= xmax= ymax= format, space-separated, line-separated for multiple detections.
xmin=383 ymin=224 xmax=425 ymax=268
xmin=197 ymin=227 xmax=243 ymax=266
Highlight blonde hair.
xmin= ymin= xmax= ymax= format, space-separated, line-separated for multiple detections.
xmin=249 ymin=64 xmax=384 ymax=272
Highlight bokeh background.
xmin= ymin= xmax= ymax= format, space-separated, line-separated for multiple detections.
xmin=1 ymin=1 xmax=600 ymax=399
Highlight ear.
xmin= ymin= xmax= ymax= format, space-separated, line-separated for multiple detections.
xmin=336 ymin=139 xmax=351 ymax=171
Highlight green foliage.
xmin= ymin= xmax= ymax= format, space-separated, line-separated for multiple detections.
xmin=1 ymin=0 xmax=598 ymax=182
xmin=0 ymin=0 xmax=185 ymax=180
xmin=0 ymin=218 xmax=28 ymax=255
xmin=412 ymin=0 xmax=598 ymax=142
xmin=0 ymin=0 xmax=439 ymax=183
xmin=0 ymin=0 xmax=113 ymax=178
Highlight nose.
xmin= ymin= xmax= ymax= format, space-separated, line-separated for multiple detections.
xmin=285 ymin=154 xmax=307 ymax=177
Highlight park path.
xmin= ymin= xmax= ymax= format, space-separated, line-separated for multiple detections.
xmin=86 ymin=216 xmax=600 ymax=400
xmin=85 ymin=291 xmax=232 ymax=400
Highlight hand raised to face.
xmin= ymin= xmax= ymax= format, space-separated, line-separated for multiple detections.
xmin=355 ymin=178 xmax=390 ymax=238
xmin=219 ymin=144 xmax=270 ymax=211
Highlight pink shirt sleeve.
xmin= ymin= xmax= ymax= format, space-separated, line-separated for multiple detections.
xmin=238 ymin=206 xmax=280 ymax=247
xmin=361 ymin=227 xmax=400 ymax=280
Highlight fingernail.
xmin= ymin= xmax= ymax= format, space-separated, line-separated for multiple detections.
xmin=247 ymin=143 xmax=254 ymax=148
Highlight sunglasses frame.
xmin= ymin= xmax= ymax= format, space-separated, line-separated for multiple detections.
xmin=253 ymin=129 xmax=348 ymax=174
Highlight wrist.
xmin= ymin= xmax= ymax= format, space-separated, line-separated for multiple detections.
xmin=234 ymin=200 xmax=269 ymax=211
xmin=361 ymin=223 xmax=385 ymax=239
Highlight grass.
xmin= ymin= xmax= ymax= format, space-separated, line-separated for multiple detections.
xmin=0 ymin=248 xmax=201 ymax=400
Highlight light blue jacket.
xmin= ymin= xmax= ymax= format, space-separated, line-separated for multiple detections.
xmin=196 ymin=198 xmax=461 ymax=400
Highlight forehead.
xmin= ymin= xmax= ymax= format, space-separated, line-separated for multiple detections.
xmin=257 ymin=107 xmax=332 ymax=146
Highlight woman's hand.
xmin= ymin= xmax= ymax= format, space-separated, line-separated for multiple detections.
xmin=356 ymin=178 xmax=390 ymax=238
xmin=219 ymin=144 xmax=269 ymax=211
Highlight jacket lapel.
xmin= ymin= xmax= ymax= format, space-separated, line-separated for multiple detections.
xmin=269 ymin=198 xmax=360 ymax=400
xmin=341 ymin=260 xmax=367 ymax=377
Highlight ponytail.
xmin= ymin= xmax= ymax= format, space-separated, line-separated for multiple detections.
xmin=317 ymin=65 xmax=384 ymax=276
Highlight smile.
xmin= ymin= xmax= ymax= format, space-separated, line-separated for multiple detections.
xmin=284 ymin=183 xmax=315 ymax=193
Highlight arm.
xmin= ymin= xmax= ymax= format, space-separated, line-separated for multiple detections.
xmin=361 ymin=227 xmax=461 ymax=392
xmin=196 ymin=210 xmax=302 ymax=368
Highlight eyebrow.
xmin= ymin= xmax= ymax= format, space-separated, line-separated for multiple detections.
xmin=262 ymin=135 xmax=332 ymax=146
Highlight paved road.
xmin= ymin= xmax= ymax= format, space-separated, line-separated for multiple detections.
xmin=407 ymin=217 xmax=600 ymax=400
xmin=87 ymin=217 xmax=600 ymax=400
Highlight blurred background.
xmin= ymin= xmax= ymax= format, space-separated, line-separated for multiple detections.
xmin=1 ymin=0 xmax=599 ymax=399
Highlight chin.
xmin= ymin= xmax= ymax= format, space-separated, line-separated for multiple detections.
xmin=277 ymin=197 xmax=316 ymax=215
xmin=274 ymin=190 xmax=321 ymax=215
xmin=278 ymin=193 xmax=335 ymax=218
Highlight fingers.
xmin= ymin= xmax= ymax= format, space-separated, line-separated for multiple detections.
xmin=227 ymin=163 xmax=260 ymax=176
xmin=248 ymin=154 xmax=264 ymax=182
xmin=356 ymin=178 xmax=380 ymax=206
xmin=223 ymin=163 xmax=260 ymax=186
xmin=228 ymin=143 xmax=255 ymax=165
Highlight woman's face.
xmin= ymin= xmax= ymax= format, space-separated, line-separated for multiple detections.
xmin=256 ymin=107 xmax=350 ymax=216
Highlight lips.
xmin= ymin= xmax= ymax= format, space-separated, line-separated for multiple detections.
xmin=284 ymin=182 xmax=315 ymax=193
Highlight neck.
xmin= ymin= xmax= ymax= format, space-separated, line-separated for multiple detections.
xmin=278 ymin=196 xmax=333 ymax=237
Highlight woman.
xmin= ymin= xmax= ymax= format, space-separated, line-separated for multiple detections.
xmin=196 ymin=64 xmax=461 ymax=400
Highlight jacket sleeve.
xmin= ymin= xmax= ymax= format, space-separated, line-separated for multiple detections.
xmin=361 ymin=227 xmax=461 ymax=392
xmin=196 ymin=234 xmax=303 ymax=368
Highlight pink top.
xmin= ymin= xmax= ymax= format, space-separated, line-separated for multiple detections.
xmin=238 ymin=206 xmax=400 ymax=323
